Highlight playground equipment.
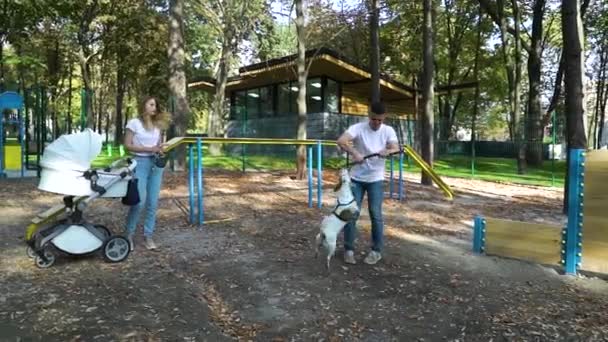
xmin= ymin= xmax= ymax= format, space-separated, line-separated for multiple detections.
xmin=25 ymin=136 xmax=454 ymax=263
xmin=0 ymin=91 xmax=25 ymax=178
xmin=162 ymin=137 xmax=454 ymax=226
xmin=473 ymin=148 xmax=605 ymax=276
xmin=25 ymin=129 xmax=134 ymax=268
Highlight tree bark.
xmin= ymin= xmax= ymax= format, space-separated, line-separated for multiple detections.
xmin=562 ymin=0 xmax=588 ymax=213
xmin=168 ymin=0 xmax=191 ymax=169
xmin=114 ymin=51 xmax=126 ymax=144
xmin=369 ymin=0 xmax=380 ymax=103
xmin=525 ymin=0 xmax=546 ymax=166
xmin=421 ymin=0 xmax=434 ymax=186
xmin=294 ymin=0 xmax=308 ymax=180
xmin=208 ymin=29 xmax=231 ymax=156
xmin=511 ymin=0 xmax=526 ymax=174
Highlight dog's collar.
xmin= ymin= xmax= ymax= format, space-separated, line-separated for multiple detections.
xmin=332 ymin=198 xmax=356 ymax=222
xmin=335 ymin=198 xmax=355 ymax=208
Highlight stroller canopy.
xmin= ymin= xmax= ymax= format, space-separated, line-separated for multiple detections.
xmin=40 ymin=129 xmax=103 ymax=171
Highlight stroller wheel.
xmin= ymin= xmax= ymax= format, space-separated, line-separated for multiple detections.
xmin=103 ymin=236 xmax=130 ymax=263
xmin=94 ymin=225 xmax=112 ymax=239
xmin=26 ymin=246 xmax=36 ymax=259
xmin=35 ymin=249 xmax=56 ymax=269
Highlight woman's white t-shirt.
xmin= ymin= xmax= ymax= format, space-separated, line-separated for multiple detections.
xmin=126 ymin=118 xmax=161 ymax=157
xmin=347 ymin=121 xmax=399 ymax=183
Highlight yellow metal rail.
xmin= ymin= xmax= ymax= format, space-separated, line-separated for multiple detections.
xmin=165 ymin=136 xmax=454 ymax=200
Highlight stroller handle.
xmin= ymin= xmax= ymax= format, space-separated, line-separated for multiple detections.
xmin=105 ymin=157 xmax=137 ymax=173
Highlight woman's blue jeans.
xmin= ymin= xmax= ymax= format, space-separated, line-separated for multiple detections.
xmin=344 ymin=180 xmax=385 ymax=253
xmin=126 ymin=156 xmax=165 ymax=237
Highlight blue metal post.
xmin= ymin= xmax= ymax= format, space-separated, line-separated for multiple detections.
xmin=389 ymin=156 xmax=394 ymax=199
xmin=316 ymin=141 xmax=322 ymax=208
xmin=473 ymin=216 xmax=486 ymax=254
xmin=188 ymin=144 xmax=195 ymax=224
xmin=398 ymin=151 xmax=404 ymax=201
xmin=307 ymin=146 xmax=313 ymax=208
xmin=563 ymin=149 xmax=584 ymax=275
xmin=197 ymin=138 xmax=204 ymax=226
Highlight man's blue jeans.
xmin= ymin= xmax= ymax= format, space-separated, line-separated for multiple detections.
xmin=126 ymin=156 xmax=165 ymax=237
xmin=344 ymin=180 xmax=384 ymax=253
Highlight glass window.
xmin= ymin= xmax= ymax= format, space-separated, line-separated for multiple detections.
xmin=307 ymin=78 xmax=323 ymax=113
xmin=277 ymin=83 xmax=291 ymax=116
xmin=259 ymin=86 xmax=273 ymax=117
xmin=246 ymin=89 xmax=260 ymax=119
xmin=324 ymin=78 xmax=339 ymax=113
xmin=231 ymin=91 xmax=247 ymax=120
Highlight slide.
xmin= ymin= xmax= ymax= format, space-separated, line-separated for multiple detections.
xmin=403 ymin=145 xmax=455 ymax=200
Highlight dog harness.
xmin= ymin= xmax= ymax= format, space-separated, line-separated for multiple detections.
xmin=332 ymin=198 xmax=358 ymax=222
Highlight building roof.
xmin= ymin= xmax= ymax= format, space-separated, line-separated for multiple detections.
xmin=188 ymin=48 xmax=417 ymax=100
xmin=188 ymin=48 xmax=477 ymax=100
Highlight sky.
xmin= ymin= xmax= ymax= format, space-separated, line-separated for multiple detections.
xmin=270 ymin=0 xmax=360 ymax=24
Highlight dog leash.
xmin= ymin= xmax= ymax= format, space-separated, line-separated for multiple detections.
xmin=345 ymin=149 xmax=404 ymax=168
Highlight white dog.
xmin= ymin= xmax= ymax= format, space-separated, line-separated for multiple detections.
xmin=315 ymin=168 xmax=360 ymax=270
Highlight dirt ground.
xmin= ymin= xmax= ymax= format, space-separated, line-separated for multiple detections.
xmin=2 ymin=169 xmax=608 ymax=342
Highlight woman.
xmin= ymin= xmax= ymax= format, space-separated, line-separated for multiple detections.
xmin=123 ymin=96 xmax=170 ymax=251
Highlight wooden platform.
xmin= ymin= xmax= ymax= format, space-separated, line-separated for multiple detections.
xmin=581 ymin=150 xmax=608 ymax=274
xmin=484 ymin=218 xmax=561 ymax=266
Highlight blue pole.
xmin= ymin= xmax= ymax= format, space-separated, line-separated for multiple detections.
xmin=564 ymin=148 xmax=584 ymax=275
xmin=389 ymin=156 xmax=394 ymax=199
xmin=473 ymin=216 xmax=486 ymax=254
xmin=398 ymin=151 xmax=404 ymax=201
xmin=307 ymin=146 xmax=313 ymax=208
xmin=197 ymin=138 xmax=204 ymax=226
xmin=316 ymin=141 xmax=322 ymax=208
xmin=188 ymin=144 xmax=195 ymax=224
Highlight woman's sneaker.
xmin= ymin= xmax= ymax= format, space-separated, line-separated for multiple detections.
xmin=127 ymin=234 xmax=134 ymax=251
xmin=364 ymin=251 xmax=382 ymax=265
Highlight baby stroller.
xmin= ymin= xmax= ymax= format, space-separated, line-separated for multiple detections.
xmin=25 ymin=129 xmax=134 ymax=268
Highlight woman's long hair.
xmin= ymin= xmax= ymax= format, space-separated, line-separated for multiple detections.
xmin=138 ymin=96 xmax=170 ymax=131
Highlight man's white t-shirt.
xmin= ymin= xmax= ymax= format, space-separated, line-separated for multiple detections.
xmin=346 ymin=121 xmax=399 ymax=183
xmin=126 ymin=118 xmax=161 ymax=157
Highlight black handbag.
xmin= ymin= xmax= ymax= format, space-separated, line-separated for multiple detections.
xmin=122 ymin=178 xmax=140 ymax=206
xmin=154 ymin=153 xmax=167 ymax=168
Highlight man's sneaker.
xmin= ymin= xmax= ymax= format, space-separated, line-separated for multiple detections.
xmin=144 ymin=236 xmax=158 ymax=250
xmin=127 ymin=234 xmax=134 ymax=252
xmin=364 ymin=250 xmax=382 ymax=265
xmin=344 ymin=250 xmax=356 ymax=264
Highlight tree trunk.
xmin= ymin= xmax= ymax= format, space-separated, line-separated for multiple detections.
xmin=421 ymin=0 xmax=434 ymax=186
xmin=294 ymin=0 xmax=308 ymax=180
xmin=562 ymin=0 xmax=588 ymax=213
xmin=67 ymin=61 xmax=73 ymax=133
xmin=369 ymin=0 xmax=380 ymax=104
xmin=114 ymin=55 xmax=126 ymax=144
xmin=472 ymin=8 xmax=483 ymax=147
xmin=209 ymin=38 xmax=230 ymax=156
xmin=594 ymin=48 xmax=607 ymax=148
xmin=168 ymin=0 xmax=191 ymax=169
xmin=511 ymin=0 xmax=526 ymax=174
xmin=525 ymin=0 xmax=546 ymax=166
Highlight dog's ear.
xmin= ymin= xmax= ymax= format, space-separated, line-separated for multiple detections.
xmin=333 ymin=173 xmax=342 ymax=192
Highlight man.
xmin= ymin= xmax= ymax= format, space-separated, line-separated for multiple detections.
xmin=336 ymin=101 xmax=401 ymax=265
